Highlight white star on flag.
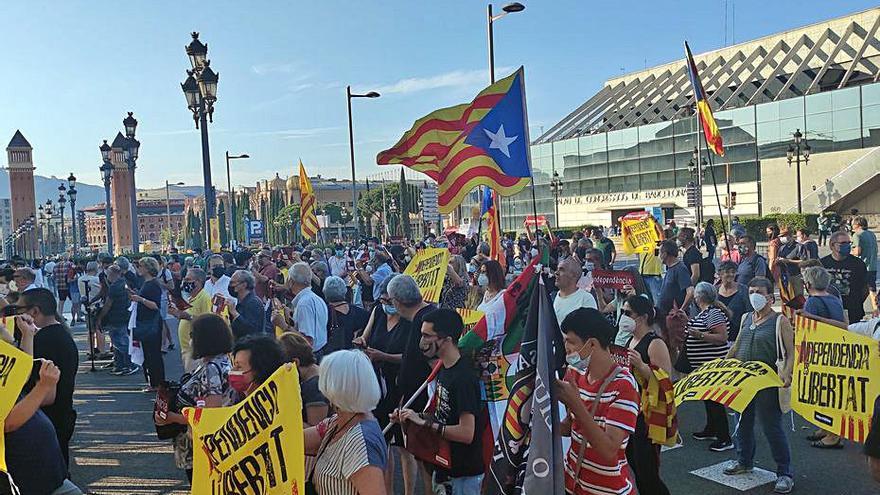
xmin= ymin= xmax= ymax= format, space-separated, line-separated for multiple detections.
xmin=484 ymin=124 xmax=518 ymax=158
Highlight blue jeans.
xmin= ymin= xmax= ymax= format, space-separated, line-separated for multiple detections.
xmin=734 ymin=387 xmax=792 ymax=477
xmin=106 ymin=324 xmax=131 ymax=370
xmin=644 ymin=275 xmax=662 ymax=304
xmin=451 ymin=474 xmax=483 ymax=495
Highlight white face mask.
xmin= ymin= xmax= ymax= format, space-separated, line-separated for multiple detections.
xmin=618 ymin=314 xmax=637 ymax=335
xmin=565 ymin=341 xmax=591 ymax=371
xmin=749 ymin=293 xmax=768 ymax=311
xmin=477 ymin=274 xmax=489 ymax=287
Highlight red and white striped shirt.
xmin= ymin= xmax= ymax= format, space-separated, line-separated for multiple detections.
xmin=564 ymin=365 xmax=640 ymax=495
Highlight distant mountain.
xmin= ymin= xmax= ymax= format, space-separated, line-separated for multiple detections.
xmin=0 ymin=170 xmax=206 ymax=209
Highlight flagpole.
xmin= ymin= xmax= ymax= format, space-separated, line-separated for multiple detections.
xmin=699 ymin=127 xmax=729 ymax=245
xmin=383 ymin=360 xmax=444 ymax=435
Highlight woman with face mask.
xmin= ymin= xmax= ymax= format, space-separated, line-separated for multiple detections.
xmin=477 ymin=260 xmax=506 ymax=312
xmin=350 ymin=273 xmax=414 ymax=492
xmin=724 ymin=277 xmax=795 ymax=493
xmin=684 ymin=282 xmax=733 ymax=452
xmin=621 ymin=295 xmax=673 ymax=495
xmin=153 ymin=314 xmax=237 ymax=482
xmin=229 ymin=334 xmax=286 ymax=398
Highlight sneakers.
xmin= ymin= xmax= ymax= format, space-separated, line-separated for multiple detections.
xmin=710 ymin=439 xmax=734 ymax=452
xmin=774 ymin=475 xmax=794 ymax=494
xmin=723 ymin=462 xmax=753 ymax=476
xmin=101 ymin=362 xmax=116 ymax=370
xmin=693 ymin=429 xmax=717 ymax=441
xmin=121 ymin=367 xmax=139 ymax=376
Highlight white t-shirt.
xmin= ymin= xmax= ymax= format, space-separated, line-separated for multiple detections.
xmin=553 ymin=288 xmax=598 ymax=327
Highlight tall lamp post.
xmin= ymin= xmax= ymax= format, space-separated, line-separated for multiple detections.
xmin=346 ymin=87 xmax=380 ymax=237
xmin=45 ymin=199 xmax=54 ymax=255
xmin=57 ymin=186 xmax=67 ymax=249
xmin=689 ymin=147 xmax=708 ymax=226
xmin=786 ymin=128 xmax=811 ymax=214
xmin=37 ymin=205 xmax=45 ymax=258
xmin=99 ymin=140 xmax=114 ymax=255
xmin=67 ymin=173 xmax=78 ymax=252
xmin=550 ymin=170 xmax=564 ymax=226
xmin=181 ymin=32 xmax=219 ymax=250
xmin=122 ymin=112 xmax=141 ymax=253
xmin=165 ymin=180 xmax=185 ymax=250
xmin=225 ymin=151 xmax=249 ymax=247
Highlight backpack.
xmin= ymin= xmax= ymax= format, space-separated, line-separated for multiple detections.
xmin=698 ymin=256 xmax=716 ymax=283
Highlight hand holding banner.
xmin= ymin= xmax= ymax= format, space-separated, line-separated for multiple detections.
xmin=673 ymin=358 xmax=783 ymax=412
xmin=403 ymin=248 xmax=450 ymax=303
xmin=620 ymin=211 xmax=662 ymax=255
xmin=186 ymin=364 xmax=304 ymax=494
xmin=792 ymin=316 xmax=880 ymax=442
xmin=592 ymin=269 xmax=636 ymax=290
xmin=0 ymin=339 xmax=35 ymax=474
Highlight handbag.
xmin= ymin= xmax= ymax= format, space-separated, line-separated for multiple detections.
xmin=305 ymin=415 xmax=359 ymax=495
xmin=673 ymin=344 xmax=692 ymax=374
xmin=403 ymin=387 xmax=453 ymax=469
xmin=154 ymin=380 xmax=186 ymax=439
xmin=774 ymin=314 xmax=792 ymax=414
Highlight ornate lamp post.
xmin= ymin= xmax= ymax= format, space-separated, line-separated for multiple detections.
xmin=57 ymin=186 xmax=67 ymax=249
xmin=550 ymin=170 xmax=564 ymax=226
xmin=100 ymin=140 xmax=114 ymax=254
xmin=45 ymin=199 xmax=54 ymax=255
xmin=688 ymin=147 xmax=708 ymax=226
xmin=122 ymin=112 xmax=141 ymax=252
xmin=181 ymin=32 xmax=219 ymax=249
xmin=786 ymin=128 xmax=811 ymax=214
xmin=67 ymin=173 xmax=78 ymax=251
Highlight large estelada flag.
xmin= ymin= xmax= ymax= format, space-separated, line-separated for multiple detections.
xmin=685 ymin=41 xmax=724 ymax=156
xmin=377 ymin=67 xmax=532 ymax=213
xmin=298 ymin=160 xmax=320 ymax=240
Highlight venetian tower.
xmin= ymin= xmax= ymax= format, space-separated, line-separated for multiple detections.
xmin=6 ymin=131 xmax=36 ymax=256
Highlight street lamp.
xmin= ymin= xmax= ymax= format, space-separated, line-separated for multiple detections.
xmin=99 ymin=140 xmax=114 ymax=255
xmin=225 ymin=152 xmax=249 ymax=247
xmin=181 ymin=32 xmax=220 ymax=250
xmin=550 ymin=170 xmax=564 ymax=226
xmin=67 ymin=173 xmax=78 ymax=252
xmin=165 ymin=180 xmax=185 ymax=250
xmin=688 ymin=147 xmax=708 ymax=225
xmin=57 ymin=186 xmax=67 ymax=249
xmin=347 ymin=87 xmax=381 ymax=237
xmin=45 ymin=199 xmax=54 ymax=255
xmin=119 ymin=112 xmax=141 ymax=253
xmin=488 ymin=2 xmax=525 ymax=84
xmin=786 ymin=128 xmax=811 ymax=214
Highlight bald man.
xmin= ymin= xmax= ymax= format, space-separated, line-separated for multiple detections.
xmin=554 ymin=256 xmax=598 ymax=325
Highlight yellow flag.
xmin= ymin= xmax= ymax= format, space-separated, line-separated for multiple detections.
xmin=185 ymin=365 xmax=305 ymax=494
xmin=299 ymin=160 xmax=320 ymax=240
xmin=1 ymin=338 xmax=36 ymax=473
xmin=403 ymin=248 xmax=450 ymax=303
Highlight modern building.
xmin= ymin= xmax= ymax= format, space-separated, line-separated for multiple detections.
xmin=0 ymin=199 xmax=13 ymax=242
xmin=6 ymin=131 xmax=37 ymax=254
xmin=502 ymin=7 xmax=880 ymax=231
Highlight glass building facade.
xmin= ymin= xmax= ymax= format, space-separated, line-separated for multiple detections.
xmin=498 ymin=81 xmax=880 ymax=231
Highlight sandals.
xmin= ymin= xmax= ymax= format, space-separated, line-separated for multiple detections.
xmin=805 ymin=432 xmax=826 ymax=442
xmin=810 ymin=440 xmax=844 ymax=449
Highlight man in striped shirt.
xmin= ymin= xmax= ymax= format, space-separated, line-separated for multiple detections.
xmin=556 ymin=307 xmax=640 ymax=495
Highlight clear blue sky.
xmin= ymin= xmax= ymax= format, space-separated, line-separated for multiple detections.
xmin=0 ymin=0 xmax=876 ymax=190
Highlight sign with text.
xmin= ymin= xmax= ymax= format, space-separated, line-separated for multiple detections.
xmin=524 ymin=215 xmax=547 ymax=228
xmin=592 ymin=269 xmax=637 ymax=290
xmin=209 ymin=218 xmax=221 ymax=252
xmin=403 ymin=248 xmax=450 ymax=303
xmin=674 ymin=358 xmax=783 ymax=413
xmin=620 ymin=211 xmax=662 ymax=255
xmin=186 ymin=365 xmax=304 ymax=495
xmin=792 ymin=316 xmax=880 ymax=443
xmin=0 ymin=339 xmax=34 ymax=474
xmin=247 ymin=220 xmax=265 ymax=244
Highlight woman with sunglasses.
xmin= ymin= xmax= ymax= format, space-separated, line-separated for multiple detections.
xmin=622 ymin=294 xmax=673 ymax=495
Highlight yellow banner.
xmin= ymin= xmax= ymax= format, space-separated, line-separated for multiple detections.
xmin=0 ymin=338 xmax=35 ymax=473
xmin=792 ymin=316 xmax=880 ymax=442
xmin=210 ymin=217 xmax=222 ymax=252
xmin=673 ymin=358 xmax=783 ymax=412
xmin=403 ymin=248 xmax=450 ymax=303
xmin=621 ymin=213 xmax=661 ymax=255
xmin=186 ymin=365 xmax=304 ymax=494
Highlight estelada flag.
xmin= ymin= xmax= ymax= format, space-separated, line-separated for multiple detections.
xmin=298 ymin=160 xmax=319 ymax=240
xmin=685 ymin=41 xmax=724 ymax=156
xmin=378 ymin=67 xmax=532 ymax=213
xmin=482 ymin=187 xmax=505 ymax=270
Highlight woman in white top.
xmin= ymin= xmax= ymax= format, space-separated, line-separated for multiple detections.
xmin=477 ymin=260 xmax=506 ymax=312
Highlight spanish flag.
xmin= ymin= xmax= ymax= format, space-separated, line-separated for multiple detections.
xmin=685 ymin=42 xmax=724 ymax=156
xmin=378 ymin=67 xmax=532 ymax=213
xmin=298 ymin=160 xmax=319 ymax=240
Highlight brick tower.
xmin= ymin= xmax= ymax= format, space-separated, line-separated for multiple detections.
xmin=110 ymin=132 xmax=133 ymax=253
xmin=6 ymin=131 xmax=36 ymax=257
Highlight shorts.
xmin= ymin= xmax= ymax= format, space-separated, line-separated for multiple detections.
xmin=869 ymin=271 xmax=877 ymax=292
xmin=57 ymin=289 xmax=70 ymax=301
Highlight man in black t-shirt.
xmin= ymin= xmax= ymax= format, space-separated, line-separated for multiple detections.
xmin=16 ymin=288 xmax=79 ymax=469
xmin=679 ymin=227 xmax=702 ymax=285
xmin=866 ymin=395 xmax=880 ymax=483
xmin=393 ymin=308 xmax=485 ymax=491
xmin=388 ymin=274 xmax=435 ymax=411
xmin=821 ymin=231 xmax=869 ymax=323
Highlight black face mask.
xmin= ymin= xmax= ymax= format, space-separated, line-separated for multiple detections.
xmin=212 ymin=267 xmax=226 ymax=279
xmin=182 ymin=282 xmax=195 ymax=293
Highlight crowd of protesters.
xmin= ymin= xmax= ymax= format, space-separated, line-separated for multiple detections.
xmin=2 ymin=210 xmax=880 ymax=494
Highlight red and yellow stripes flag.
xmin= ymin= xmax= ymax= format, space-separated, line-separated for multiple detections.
xmin=378 ymin=68 xmax=532 ymax=213
xmin=685 ymin=41 xmax=724 ymax=156
xmin=483 ymin=188 xmax=505 ymax=270
xmin=298 ymin=160 xmax=319 ymax=240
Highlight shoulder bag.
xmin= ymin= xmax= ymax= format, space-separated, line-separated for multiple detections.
xmin=572 ymin=367 xmax=623 ymax=484
xmin=774 ymin=314 xmax=792 ymax=414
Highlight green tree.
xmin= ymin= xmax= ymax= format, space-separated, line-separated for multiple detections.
xmin=322 ymin=203 xmax=353 ymax=226
xmin=273 ymin=203 xmax=300 ymax=244
xmin=159 ymin=227 xmax=173 ymax=249
xmin=218 ymin=201 xmax=228 ymax=247
xmin=358 ymin=182 xmax=421 ymax=239
xmin=399 ymin=168 xmax=411 ymax=238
